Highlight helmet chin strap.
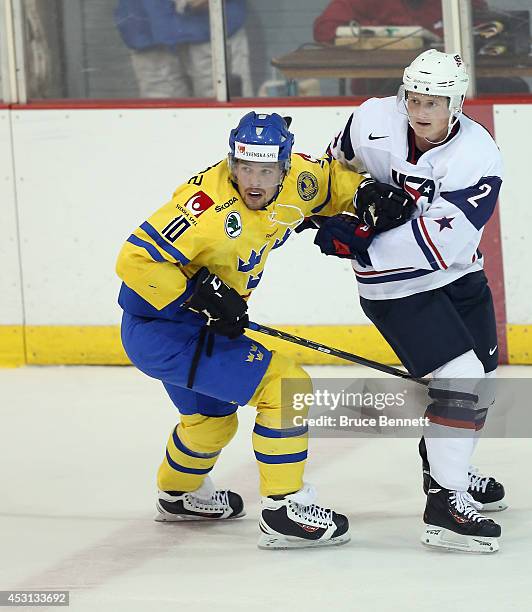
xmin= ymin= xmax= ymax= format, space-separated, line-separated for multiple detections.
xmin=403 ymin=89 xmax=464 ymax=147
xmin=262 ymin=184 xmax=282 ymax=209
xmin=408 ymin=109 xmax=461 ymax=146
xmin=260 ymin=171 xmax=288 ymax=209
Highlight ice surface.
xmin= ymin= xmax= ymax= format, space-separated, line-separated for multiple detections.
xmin=0 ymin=365 xmax=530 ymax=611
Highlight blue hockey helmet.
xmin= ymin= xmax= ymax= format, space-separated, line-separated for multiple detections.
xmin=228 ymin=112 xmax=294 ymax=178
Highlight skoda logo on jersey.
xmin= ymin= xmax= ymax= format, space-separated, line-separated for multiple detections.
xmin=225 ymin=211 xmax=242 ymax=238
xmin=297 ymin=171 xmax=319 ymax=201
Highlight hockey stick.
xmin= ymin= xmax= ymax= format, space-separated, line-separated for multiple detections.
xmin=186 ymin=307 xmax=427 ymax=385
xmin=247 ymin=321 xmax=429 ymax=387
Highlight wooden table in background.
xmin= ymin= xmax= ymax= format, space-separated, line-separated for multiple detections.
xmin=272 ymin=48 xmax=532 ymax=95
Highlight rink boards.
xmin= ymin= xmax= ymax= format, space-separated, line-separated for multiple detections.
xmin=0 ymin=101 xmax=530 ymax=366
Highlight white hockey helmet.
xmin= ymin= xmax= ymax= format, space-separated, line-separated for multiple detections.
xmin=402 ymin=49 xmax=469 ymax=118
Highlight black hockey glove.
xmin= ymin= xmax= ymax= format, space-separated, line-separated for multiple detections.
xmin=354 ymin=178 xmax=415 ymax=232
xmin=314 ymin=214 xmax=373 ymax=266
xmin=294 ymin=216 xmax=324 ymax=233
xmin=188 ymin=268 xmax=249 ymax=339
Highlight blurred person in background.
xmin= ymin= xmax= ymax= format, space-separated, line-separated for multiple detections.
xmin=313 ymin=0 xmax=488 ymax=46
xmin=114 ymin=0 xmax=253 ymax=98
xmin=313 ymin=0 xmax=528 ymax=96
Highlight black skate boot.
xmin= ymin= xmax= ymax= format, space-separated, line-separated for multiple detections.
xmin=467 ymin=466 xmax=508 ymax=511
xmin=418 ymin=437 xmax=507 ymax=512
xmin=155 ymin=477 xmax=244 ymax=522
xmin=258 ymin=484 xmax=350 ymax=550
xmin=422 ymin=477 xmax=501 ymax=553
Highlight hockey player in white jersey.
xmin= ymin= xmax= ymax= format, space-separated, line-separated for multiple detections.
xmin=309 ymin=49 xmax=506 ymax=552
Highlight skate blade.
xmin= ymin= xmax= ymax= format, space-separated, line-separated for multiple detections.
xmin=154 ymin=505 xmax=246 ymax=522
xmin=482 ymin=500 xmax=508 ymax=512
xmin=257 ymin=532 xmax=350 ymax=550
xmin=421 ymin=525 xmax=499 ymax=554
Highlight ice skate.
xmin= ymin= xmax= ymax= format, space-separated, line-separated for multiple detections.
xmin=155 ymin=477 xmax=244 ymax=522
xmin=258 ymin=484 xmax=350 ymax=550
xmin=422 ymin=478 xmax=501 ymax=553
xmin=467 ymin=466 xmax=508 ymax=511
xmin=418 ymin=438 xmax=507 ymax=512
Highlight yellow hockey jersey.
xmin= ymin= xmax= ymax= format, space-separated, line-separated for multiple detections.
xmin=116 ymin=154 xmax=364 ymax=319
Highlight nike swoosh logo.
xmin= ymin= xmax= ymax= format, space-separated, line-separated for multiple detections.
xmin=489 ymin=345 xmax=498 ymax=355
xmin=369 ymin=133 xmax=389 ymax=140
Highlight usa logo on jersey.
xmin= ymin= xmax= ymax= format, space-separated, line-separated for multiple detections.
xmin=184 ymin=191 xmax=215 ymax=217
xmin=392 ymin=170 xmax=436 ymax=205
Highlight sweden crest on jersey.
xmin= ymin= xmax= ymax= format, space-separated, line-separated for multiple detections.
xmin=297 ymin=171 xmax=319 ymax=201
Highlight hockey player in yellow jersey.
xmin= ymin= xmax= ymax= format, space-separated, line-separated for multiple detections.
xmin=116 ymin=112 xmax=408 ymax=549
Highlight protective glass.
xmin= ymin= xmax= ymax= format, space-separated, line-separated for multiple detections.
xmin=232 ymin=159 xmax=285 ymax=189
xmin=406 ymin=93 xmax=451 ymax=121
xmin=396 ymin=86 xmax=451 ymax=120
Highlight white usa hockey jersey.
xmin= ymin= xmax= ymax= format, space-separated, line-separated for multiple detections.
xmin=329 ymin=96 xmax=503 ymax=300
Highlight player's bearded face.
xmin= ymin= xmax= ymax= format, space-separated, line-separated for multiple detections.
xmin=406 ymin=93 xmax=450 ymax=142
xmin=234 ymin=161 xmax=284 ymax=210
